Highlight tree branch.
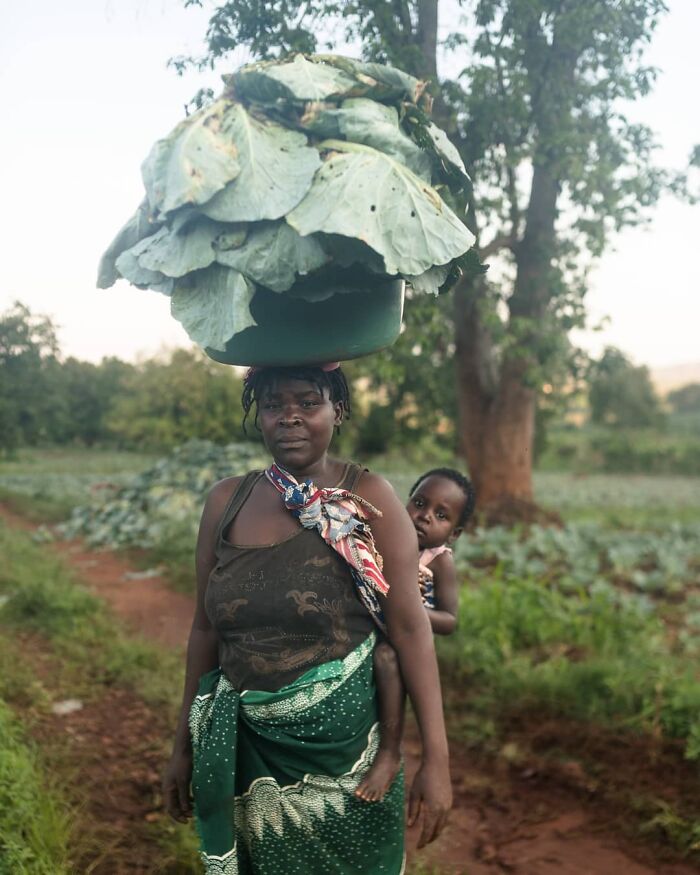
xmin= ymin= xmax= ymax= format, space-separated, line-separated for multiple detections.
xmin=479 ymin=233 xmax=517 ymax=260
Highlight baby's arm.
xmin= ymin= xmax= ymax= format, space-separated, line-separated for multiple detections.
xmin=426 ymin=552 xmax=459 ymax=635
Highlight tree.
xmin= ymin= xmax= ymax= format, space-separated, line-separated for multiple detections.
xmin=54 ymin=357 xmax=136 ymax=445
xmin=0 ymin=301 xmax=63 ymax=453
xmin=105 ymin=349 xmax=249 ymax=449
xmin=667 ymin=383 xmax=700 ymax=416
xmin=172 ymin=0 xmax=685 ymax=514
xmin=588 ymin=346 xmax=663 ymax=429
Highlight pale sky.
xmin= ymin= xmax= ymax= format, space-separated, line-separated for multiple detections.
xmin=0 ymin=0 xmax=697 ymax=369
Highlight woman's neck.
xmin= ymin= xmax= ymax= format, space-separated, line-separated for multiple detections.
xmin=272 ymin=454 xmax=338 ymax=484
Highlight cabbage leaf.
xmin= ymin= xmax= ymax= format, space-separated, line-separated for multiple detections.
xmin=136 ymin=218 xmax=231 ymax=278
xmin=141 ymin=99 xmax=241 ymax=216
xmin=216 ymin=221 xmax=328 ymax=292
xmin=97 ymin=201 xmax=161 ymax=289
xmin=234 ymin=55 xmax=357 ymax=103
xmin=287 ymin=140 xmax=475 ymax=275
xmin=201 ymin=105 xmax=320 ymax=222
xmin=302 ymin=99 xmax=431 ymax=180
xmin=115 ymin=240 xmax=174 ymax=295
xmin=171 ymin=265 xmax=256 ymax=351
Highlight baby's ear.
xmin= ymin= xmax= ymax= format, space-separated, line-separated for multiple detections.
xmin=449 ymin=526 xmax=463 ymax=543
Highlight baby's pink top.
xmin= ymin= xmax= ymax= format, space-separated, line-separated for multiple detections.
xmin=419 ymin=544 xmax=452 ymax=566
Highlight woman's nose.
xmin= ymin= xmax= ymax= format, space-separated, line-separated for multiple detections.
xmin=280 ymin=408 xmax=301 ymax=425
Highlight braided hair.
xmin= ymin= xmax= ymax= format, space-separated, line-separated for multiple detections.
xmin=409 ymin=467 xmax=476 ymax=528
xmin=241 ymin=365 xmax=352 ymax=434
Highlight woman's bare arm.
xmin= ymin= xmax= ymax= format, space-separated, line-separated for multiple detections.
xmin=426 ymin=552 xmax=458 ymax=636
xmin=357 ymin=472 xmax=452 ymax=848
xmin=163 ymin=477 xmax=240 ymax=822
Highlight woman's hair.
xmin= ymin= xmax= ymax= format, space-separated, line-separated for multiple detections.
xmin=409 ymin=467 xmax=476 ymax=528
xmin=241 ymin=365 xmax=352 ymax=433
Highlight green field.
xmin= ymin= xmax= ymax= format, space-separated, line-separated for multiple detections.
xmin=2 ymin=446 xmax=700 ymax=861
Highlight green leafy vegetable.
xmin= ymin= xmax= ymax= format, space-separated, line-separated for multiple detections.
xmin=171 ymin=265 xmax=256 ymax=351
xmin=141 ymin=99 xmax=241 ymax=216
xmin=303 ymin=98 xmax=431 ymax=179
xmin=216 ymin=221 xmax=328 ymax=292
xmin=287 ymin=140 xmax=475 ymax=275
xmin=115 ymin=242 xmax=174 ymax=295
xmin=97 ymin=201 xmax=161 ymax=289
xmin=201 ymin=104 xmax=320 ymax=222
xmin=137 ymin=217 xmax=229 ymax=278
xmin=233 ymin=54 xmax=357 ymax=103
xmin=99 ymin=53 xmax=477 ymax=358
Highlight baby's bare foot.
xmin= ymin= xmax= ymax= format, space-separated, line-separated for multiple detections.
xmin=355 ymin=749 xmax=401 ymax=802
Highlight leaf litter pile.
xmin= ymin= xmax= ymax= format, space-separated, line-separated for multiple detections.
xmin=98 ymin=54 xmax=476 ymax=352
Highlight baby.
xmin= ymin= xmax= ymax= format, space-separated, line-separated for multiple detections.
xmin=356 ymin=467 xmax=476 ymax=802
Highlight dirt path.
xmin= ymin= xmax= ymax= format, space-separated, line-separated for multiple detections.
xmin=2 ymin=505 xmax=698 ymax=875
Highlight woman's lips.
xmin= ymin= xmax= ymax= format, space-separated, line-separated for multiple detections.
xmin=276 ymin=437 xmax=307 ymax=448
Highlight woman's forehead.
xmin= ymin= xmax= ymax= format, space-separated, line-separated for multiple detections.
xmin=261 ymin=377 xmax=328 ymax=397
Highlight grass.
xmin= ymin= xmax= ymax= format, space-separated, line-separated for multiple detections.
xmin=0 ymin=521 xmax=201 ymax=872
xmin=0 ymin=698 xmax=72 ymax=874
xmin=0 ymin=447 xmax=156 ymax=522
xmin=438 ymin=573 xmax=700 ymax=753
xmin=2 ymin=448 xmax=700 ymax=864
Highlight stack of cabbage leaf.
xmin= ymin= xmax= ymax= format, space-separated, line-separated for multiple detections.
xmin=98 ymin=54 xmax=475 ymax=357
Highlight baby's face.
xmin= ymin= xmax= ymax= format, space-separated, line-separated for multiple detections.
xmin=406 ymin=475 xmax=465 ymax=550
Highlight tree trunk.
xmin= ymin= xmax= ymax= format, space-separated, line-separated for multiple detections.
xmin=453 ymin=276 xmax=536 ymax=512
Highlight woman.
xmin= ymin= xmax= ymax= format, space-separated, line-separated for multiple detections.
xmin=163 ymin=364 xmax=452 ymax=874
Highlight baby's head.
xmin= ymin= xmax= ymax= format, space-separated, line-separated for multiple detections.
xmin=406 ymin=468 xmax=475 ymax=550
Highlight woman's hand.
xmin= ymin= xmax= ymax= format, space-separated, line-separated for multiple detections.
xmin=407 ymin=759 xmax=452 ymax=848
xmin=163 ymin=749 xmax=193 ymax=823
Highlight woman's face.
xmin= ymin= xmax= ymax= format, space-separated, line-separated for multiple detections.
xmin=257 ymin=377 xmax=342 ymax=470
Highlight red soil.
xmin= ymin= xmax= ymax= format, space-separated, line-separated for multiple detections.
xmin=2 ymin=504 xmax=698 ymax=874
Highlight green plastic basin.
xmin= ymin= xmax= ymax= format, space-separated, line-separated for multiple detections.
xmin=205 ymin=273 xmax=405 ymax=367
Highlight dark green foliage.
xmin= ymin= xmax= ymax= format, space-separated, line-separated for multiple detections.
xmin=0 ymin=302 xmax=63 ymax=454
xmin=170 ymin=0 xmax=685 ymax=508
xmin=105 ymin=349 xmax=248 ymax=449
xmin=668 ymin=383 xmax=700 ymax=415
xmin=589 ymin=347 xmax=664 ymax=429
xmin=540 ymin=427 xmax=700 ymax=477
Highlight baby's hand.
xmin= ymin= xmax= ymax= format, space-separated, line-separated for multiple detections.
xmin=418 ymin=564 xmax=433 ymax=594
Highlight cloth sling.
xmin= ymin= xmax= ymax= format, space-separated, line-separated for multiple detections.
xmin=264 ymin=463 xmax=388 ymax=631
xmin=190 ymin=633 xmax=405 ymax=874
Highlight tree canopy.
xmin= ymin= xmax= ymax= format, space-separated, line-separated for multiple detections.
xmin=171 ymin=0 xmax=690 ymax=514
xmin=588 ymin=346 xmax=663 ymax=429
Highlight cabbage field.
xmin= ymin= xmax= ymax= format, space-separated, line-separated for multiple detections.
xmin=2 ymin=445 xmax=700 ymax=761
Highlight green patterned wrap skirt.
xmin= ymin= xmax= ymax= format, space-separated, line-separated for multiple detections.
xmin=189 ymin=633 xmax=405 ymax=874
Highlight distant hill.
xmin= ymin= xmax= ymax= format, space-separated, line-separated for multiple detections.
xmin=651 ymin=363 xmax=700 ymax=394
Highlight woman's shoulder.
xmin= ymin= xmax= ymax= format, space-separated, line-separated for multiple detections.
xmin=203 ymin=470 xmax=263 ymax=519
xmin=351 ymin=467 xmax=401 ymax=511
